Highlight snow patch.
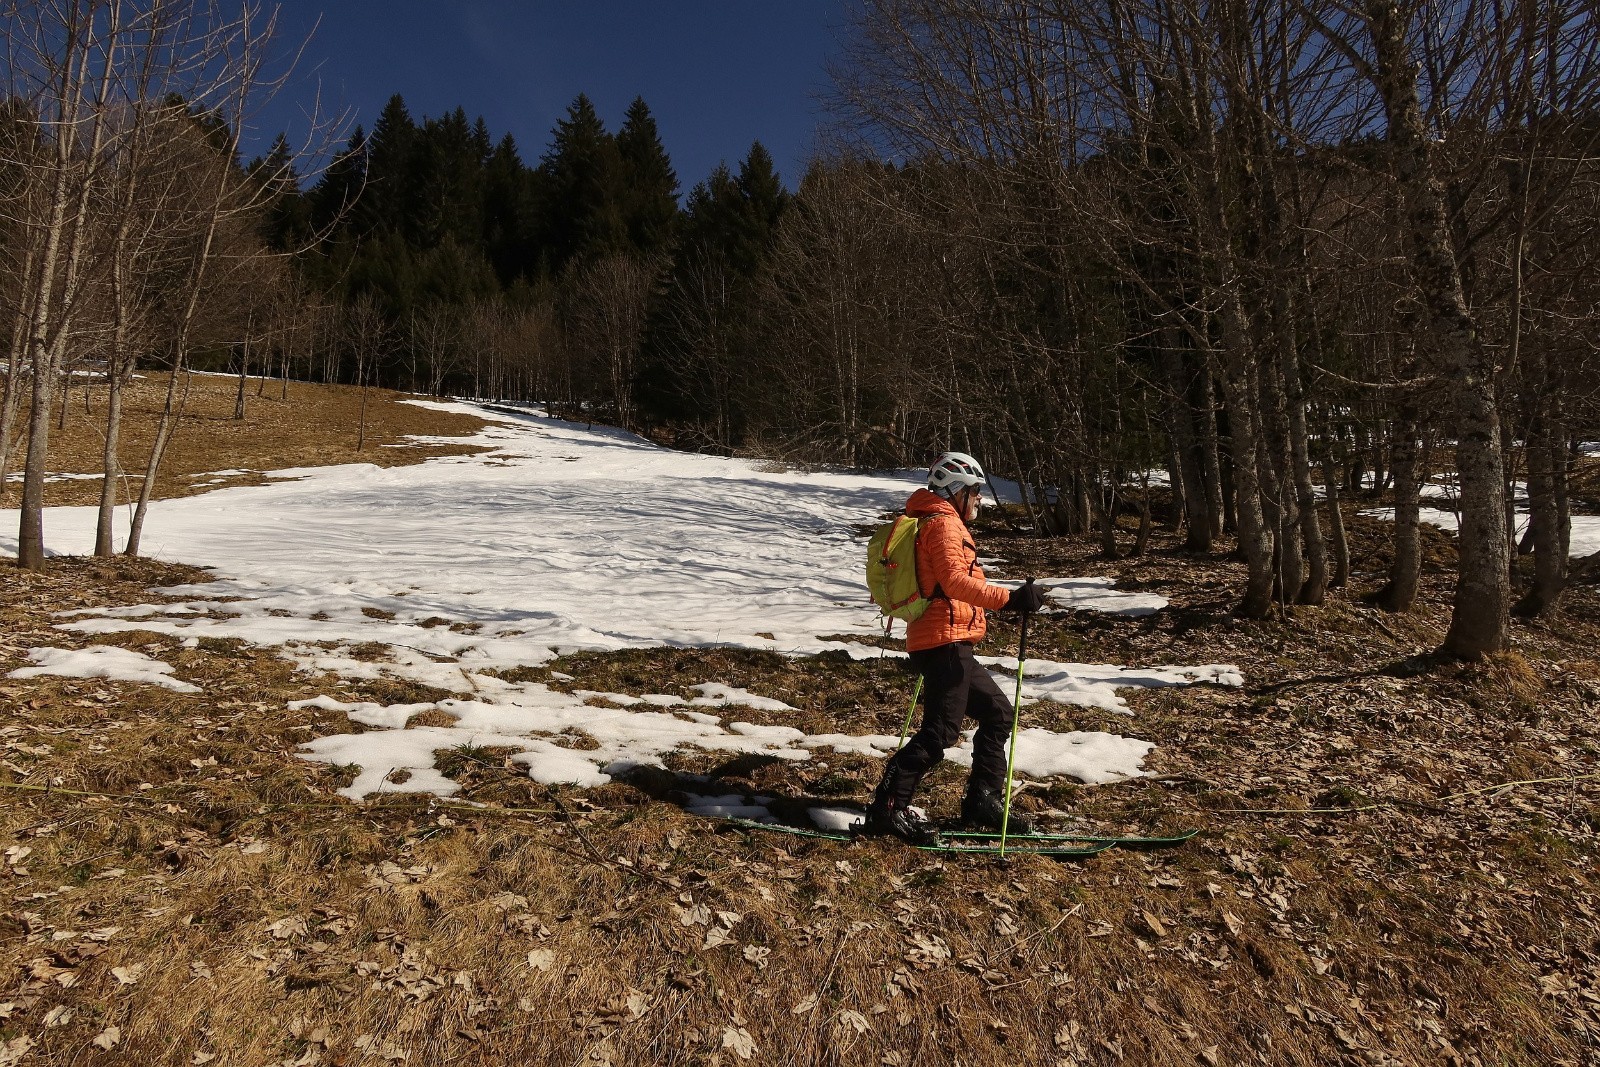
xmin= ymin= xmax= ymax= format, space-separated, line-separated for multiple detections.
xmin=1019 ymin=576 xmax=1169 ymax=617
xmin=8 ymin=645 xmax=199 ymax=693
xmin=3 ymin=472 xmax=101 ymax=484
xmin=291 ymin=673 xmax=1179 ymax=800
xmin=2 ymin=401 xmax=1244 ymax=799
xmin=688 ymin=683 xmax=794 ymax=711
xmin=1364 ymin=505 xmax=1600 ymax=559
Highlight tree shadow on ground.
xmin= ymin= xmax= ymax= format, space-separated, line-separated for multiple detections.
xmin=1252 ymin=651 xmax=1460 ymax=696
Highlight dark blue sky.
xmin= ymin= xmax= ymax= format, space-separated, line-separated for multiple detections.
xmin=250 ymin=1 xmax=847 ymax=196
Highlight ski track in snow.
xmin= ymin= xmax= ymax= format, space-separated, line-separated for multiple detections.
xmin=1 ymin=401 xmax=1241 ymax=797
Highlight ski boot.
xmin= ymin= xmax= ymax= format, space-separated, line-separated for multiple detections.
xmin=961 ymin=786 xmax=1034 ymax=835
xmin=860 ymin=759 xmax=937 ymax=845
xmin=861 ymin=803 xmax=938 ymax=845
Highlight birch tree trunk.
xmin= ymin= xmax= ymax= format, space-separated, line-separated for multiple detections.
xmin=95 ymin=211 xmax=139 ymax=558
xmin=0 ymin=244 xmax=37 ymax=502
xmin=18 ymin=4 xmax=117 ymax=570
xmin=126 ymin=173 xmax=228 ymax=557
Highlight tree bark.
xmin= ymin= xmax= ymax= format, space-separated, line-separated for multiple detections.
xmin=1258 ymin=359 xmax=1302 ymax=605
xmin=1279 ymin=324 xmax=1327 ymax=604
xmin=234 ymin=336 xmax=250 ymax=420
xmin=1214 ymin=328 xmax=1275 ymax=618
xmin=18 ymin=5 xmax=108 ymax=569
xmin=1162 ymin=334 xmax=1213 ymax=550
xmin=1096 ymin=477 xmax=1121 ymax=559
xmin=0 ymin=240 xmax=40 ymax=504
xmin=1321 ymin=444 xmax=1351 ymax=589
xmin=1514 ymin=412 xmax=1565 ymax=617
xmin=93 ymin=368 xmax=126 ymax=558
xmin=1365 ymin=0 xmax=1510 ymax=656
xmin=1377 ymin=404 xmax=1421 ymax=611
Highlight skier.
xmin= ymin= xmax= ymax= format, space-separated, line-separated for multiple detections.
xmin=862 ymin=451 xmax=1046 ymax=843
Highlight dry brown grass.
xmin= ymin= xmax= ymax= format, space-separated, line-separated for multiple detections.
xmin=0 ymin=550 xmax=1595 ymax=1066
xmin=0 ymin=389 xmax=1597 ymax=1064
xmin=3 ymin=371 xmax=489 ymax=508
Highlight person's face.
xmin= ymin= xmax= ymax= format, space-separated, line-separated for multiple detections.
xmin=959 ymin=486 xmax=982 ymax=521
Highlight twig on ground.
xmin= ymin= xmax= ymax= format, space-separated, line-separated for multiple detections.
xmin=1439 ymin=772 xmax=1600 ymax=802
xmin=1213 ymin=773 xmax=1600 ymax=817
xmin=545 ymin=786 xmax=613 ymax=869
xmin=998 ymin=902 xmax=1083 ymax=962
xmin=1365 ymin=612 xmax=1405 ymax=644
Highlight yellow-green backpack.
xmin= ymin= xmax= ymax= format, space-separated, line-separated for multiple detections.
xmin=866 ymin=515 xmax=928 ymax=622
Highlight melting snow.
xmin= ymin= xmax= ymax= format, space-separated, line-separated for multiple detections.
xmin=1364 ymin=504 xmax=1600 ymax=559
xmin=2 ymin=402 xmax=1242 ymax=798
xmin=9 ymin=645 xmax=199 ymax=693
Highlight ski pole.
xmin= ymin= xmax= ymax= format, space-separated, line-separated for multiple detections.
xmin=999 ymin=579 xmax=1034 ymax=859
xmin=896 ymin=675 xmax=923 ymax=751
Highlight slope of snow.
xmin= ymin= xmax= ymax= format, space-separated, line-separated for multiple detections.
xmin=2 ymin=402 xmax=1241 ymax=797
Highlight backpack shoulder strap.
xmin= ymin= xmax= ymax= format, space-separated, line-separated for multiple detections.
xmin=915 ymin=512 xmax=949 ymax=602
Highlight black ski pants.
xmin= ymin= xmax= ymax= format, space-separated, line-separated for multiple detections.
xmin=887 ymin=641 xmax=1013 ymax=804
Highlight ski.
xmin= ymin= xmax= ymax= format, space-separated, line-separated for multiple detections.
xmin=937 ymin=827 xmax=1199 ymax=849
xmin=920 ymin=839 xmax=1111 ymax=858
xmin=719 ymin=818 xmax=851 ymax=843
xmin=715 ymin=817 xmax=1111 ymax=858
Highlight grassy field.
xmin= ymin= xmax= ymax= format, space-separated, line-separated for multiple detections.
xmin=2 ymin=372 xmax=489 ymax=509
xmin=0 ymin=382 xmax=1596 ymax=1066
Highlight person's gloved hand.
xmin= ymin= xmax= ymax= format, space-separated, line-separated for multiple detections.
xmin=1003 ymin=580 xmax=1046 ymax=614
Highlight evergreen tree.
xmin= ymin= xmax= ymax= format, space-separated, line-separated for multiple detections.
xmin=307 ymin=125 xmax=366 ymax=237
xmin=483 ymin=132 xmax=535 ymax=284
xmin=405 ymin=107 xmax=483 ymax=250
xmin=346 ymin=230 xmax=420 ymax=316
xmin=471 ymin=115 xmax=493 ymax=164
xmin=616 ymin=96 xmax=680 ymax=256
xmin=637 ymin=157 xmax=778 ymax=437
xmin=732 ymin=141 xmax=786 ymax=275
xmin=354 ymin=94 xmax=416 ymax=237
xmin=538 ymin=94 xmax=626 ymax=272
xmin=681 ymin=164 xmax=746 ymax=254
xmin=250 ymin=133 xmax=311 ymax=252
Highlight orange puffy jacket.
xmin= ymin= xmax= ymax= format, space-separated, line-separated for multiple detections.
xmin=903 ymin=488 xmax=1010 ymax=653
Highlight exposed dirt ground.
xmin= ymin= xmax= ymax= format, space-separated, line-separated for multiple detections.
xmin=1 ymin=372 xmax=490 ymax=509
xmin=0 ymin=410 xmax=1597 ymax=1065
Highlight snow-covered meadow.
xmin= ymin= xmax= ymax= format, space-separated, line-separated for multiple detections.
xmin=2 ymin=402 xmax=1240 ymax=816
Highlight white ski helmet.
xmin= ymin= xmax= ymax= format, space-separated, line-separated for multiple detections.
xmin=928 ymin=451 xmax=985 ymax=498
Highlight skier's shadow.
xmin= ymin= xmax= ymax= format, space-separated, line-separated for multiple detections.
xmin=623 ymin=758 xmax=864 ymax=831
